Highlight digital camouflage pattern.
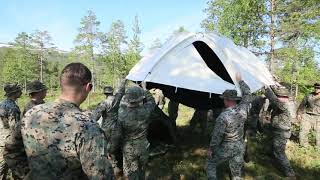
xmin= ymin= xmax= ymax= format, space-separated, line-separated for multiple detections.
xmin=246 ymin=96 xmax=266 ymax=135
xmin=297 ymin=93 xmax=320 ymax=147
xmin=117 ymin=87 xmax=156 ymax=179
xmin=206 ymin=80 xmax=252 ymax=180
xmin=23 ymin=99 xmax=45 ymax=115
xmin=265 ymin=87 xmax=295 ymax=177
xmin=0 ymin=98 xmax=22 ymax=179
xmin=21 ymin=99 xmax=114 ymax=180
xmin=91 ymin=81 xmax=125 ymax=174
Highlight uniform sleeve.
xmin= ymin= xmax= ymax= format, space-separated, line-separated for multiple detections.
xmin=4 ymin=118 xmax=29 ymax=179
xmin=239 ymin=80 xmax=251 ymax=103
xmin=209 ymin=116 xmax=227 ymax=151
xmin=91 ymin=103 xmax=105 ymax=122
xmin=265 ymin=87 xmax=286 ymax=111
xmin=75 ymin=123 xmax=115 ymax=180
xmin=143 ymin=91 xmax=156 ymax=113
xmin=297 ymin=95 xmax=308 ymax=115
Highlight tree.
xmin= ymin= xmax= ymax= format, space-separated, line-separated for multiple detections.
xmin=126 ymin=15 xmax=143 ymax=74
xmin=202 ymin=0 xmax=266 ymax=49
xmin=13 ymin=32 xmax=38 ymax=90
xmin=74 ymin=10 xmax=102 ymax=91
xmin=31 ymin=30 xmax=55 ymax=83
xmin=102 ymin=20 xmax=127 ymax=84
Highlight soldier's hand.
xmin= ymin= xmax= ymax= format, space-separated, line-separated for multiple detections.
xmin=141 ymin=81 xmax=147 ymax=90
xmin=107 ymin=153 xmax=112 ymax=160
xmin=235 ymin=72 xmax=242 ymax=82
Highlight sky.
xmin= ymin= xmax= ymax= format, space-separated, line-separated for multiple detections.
xmin=0 ymin=0 xmax=208 ymax=52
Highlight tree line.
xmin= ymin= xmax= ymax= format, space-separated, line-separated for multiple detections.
xmin=0 ymin=11 xmax=144 ymax=92
xmin=1 ymin=1 xmax=319 ymax=99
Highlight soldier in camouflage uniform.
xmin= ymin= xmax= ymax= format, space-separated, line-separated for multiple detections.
xmin=91 ymin=81 xmax=126 ymax=177
xmin=297 ymin=83 xmax=320 ymax=147
xmin=189 ymin=109 xmax=208 ymax=136
xmin=116 ymin=84 xmax=156 ymax=179
xmin=244 ymin=95 xmax=266 ymax=162
xmin=206 ymin=73 xmax=251 ymax=180
xmin=18 ymin=63 xmax=114 ymax=179
xmin=168 ymin=100 xmax=179 ymax=130
xmin=23 ymin=80 xmax=47 ymax=115
xmin=0 ymin=84 xmax=23 ymax=179
xmin=263 ymin=86 xmax=295 ymax=178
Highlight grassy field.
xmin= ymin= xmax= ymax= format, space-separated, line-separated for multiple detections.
xmin=1 ymin=91 xmax=320 ymax=179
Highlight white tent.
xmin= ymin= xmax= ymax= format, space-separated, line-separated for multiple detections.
xmin=127 ymin=32 xmax=274 ymax=108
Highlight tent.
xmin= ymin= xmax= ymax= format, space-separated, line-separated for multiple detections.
xmin=127 ymin=32 xmax=274 ymax=109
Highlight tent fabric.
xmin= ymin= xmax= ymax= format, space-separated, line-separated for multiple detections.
xmin=127 ymin=32 xmax=275 ymax=109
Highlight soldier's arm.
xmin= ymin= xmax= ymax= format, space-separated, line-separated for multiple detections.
xmin=264 ymin=87 xmax=286 ymax=111
xmin=76 ymin=122 xmax=115 ymax=179
xmin=4 ymin=117 xmax=29 ymax=178
xmin=297 ymin=95 xmax=308 ymax=115
xmin=112 ymin=80 xmax=127 ymax=110
xmin=143 ymin=90 xmax=156 ymax=114
xmin=238 ymin=80 xmax=252 ymax=104
xmin=209 ymin=116 xmax=227 ymax=151
xmin=91 ymin=102 xmax=105 ymax=122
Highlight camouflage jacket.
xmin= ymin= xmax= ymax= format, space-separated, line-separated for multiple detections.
xmin=265 ymin=87 xmax=292 ymax=132
xmin=21 ymin=99 xmax=114 ymax=180
xmin=23 ymin=99 xmax=45 ymax=115
xmin=91 ymin=84 xmax=125 ymax=133
xmin=118 ymin=90 xmax=156 ymax=142
xmin=297 ymin=93 xmax=320 ymax=116
xmin=0 ymin=98 xmax=21 ymax=132
xmin=209 ymin=80 xmax=251 ymax=151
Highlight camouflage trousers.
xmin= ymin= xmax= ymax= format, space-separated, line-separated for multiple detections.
xmin=299 ymin=113 xmax=320 ymax=147
xmin=0 ymin=128 xmax=9 ymax=180
xmin=123 ymin=139 xmax=149 ymax=180
xmin=272 ymin=131 xmax=295 ymax=177
xmin=168 ymin=101 xmax=179 ymax=130
xmin=189 ymin=110 xmax=208 ymax=135
xmin=206 ymin=141 xmax=245 ymax=180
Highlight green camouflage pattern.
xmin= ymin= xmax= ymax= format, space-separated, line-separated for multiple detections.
xmin=117 ymin=88 xmax=156 ymax=179
xmin=21 ymin=99 xmax=114 ymax=180
xmin=206 ymin=80 xmax=252 ymax=180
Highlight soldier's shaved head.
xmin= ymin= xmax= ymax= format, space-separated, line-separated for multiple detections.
xmin=60 ymin=63 xmax=92 ymax=90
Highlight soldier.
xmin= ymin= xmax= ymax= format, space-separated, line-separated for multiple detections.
xmin=206 ymin=73 xmax=251 ymax=180
xmin=188 ymin=109 xmax=208 ymax=136
xmin=168 ymin=100 xmax=179 ymax=130
xmin=20 ymin=63 xmax=114 ymax=179
xmin=0 ymin=83 xmax=22 ymax=179
xmin=297 ymin=83 xmax=320 ymax=147
xmin=263 ymin=86 xmax=296 ymax=178
xmin=91 ymin=81 xmax=126 ymax=177
xmin=116 ymin=83 xmax=156 ymax=179
xmin=23 ymin=80 xmax=47 ymax=115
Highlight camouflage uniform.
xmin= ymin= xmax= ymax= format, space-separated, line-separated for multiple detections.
xmin=189 ymin=110 xmax=208 ymax=135
xmin=20 ymin=99 xmax=114 ymax=180
xmin=23 ymin=80 xmax=47 ymax=115
xmin=264 ymin=87 xmax=295 ymax=177
xmin=0 ymin=84 xmax=22 ymax=179
xmin=297 ymin=92 xmax=320 ymax=147
xmin=117 ymin=86 xmax=156 ymax=179
xmin=23 ymin=99 xmax=45 ymax=116
xmin=168 ymin=100 xmax=179 ymax=130
xmin=91 ymin=82 xmax=125 ymax=174
xmin=206 ymin=80 xmax=251 ymax=180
